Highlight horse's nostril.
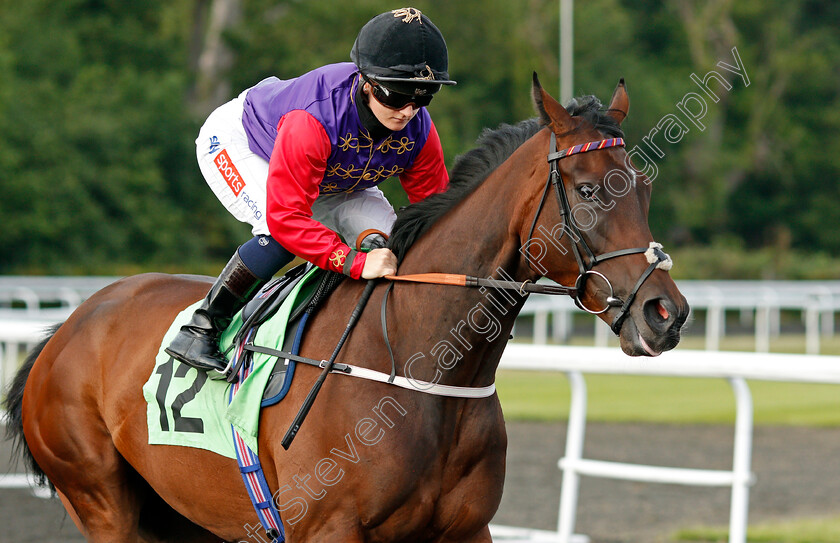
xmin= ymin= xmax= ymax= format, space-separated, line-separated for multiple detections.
xmin=657 ymin=300 xmax=670 ymax=321
xmin=644 ymin=298 xmax=673 ymax=332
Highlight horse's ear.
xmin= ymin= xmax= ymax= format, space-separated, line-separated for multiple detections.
xmin=532 ymin=72 xmax=574 ymax=133
xmin=606 ymin=78 xmax=629 ymax=125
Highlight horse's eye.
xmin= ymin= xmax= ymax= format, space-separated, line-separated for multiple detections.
xmin=577 ymin=185 xmax=596 ymax=200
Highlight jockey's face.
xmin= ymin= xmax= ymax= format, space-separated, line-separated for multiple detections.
xmin=363 ymin=81 xmax=420 ymax=132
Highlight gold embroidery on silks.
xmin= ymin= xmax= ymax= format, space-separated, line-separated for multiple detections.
xmin=392 ymin=8 xmax=422 ymax=24
xmin=328 ymin=129 xmax=414 ymax=193
xmin=329 ymin=249 xmax=346 ymax=268
xmin=375 ymin=136 xmax=414 ymax=155
xmin=321 ymin=164 xmax=405 ymax=193
xmin=369 ymin=164 xmax=404 ymax=181
xmin=339 ymin=133 xmax=366 ymax=152
xmin=325 ymin=163 xmax=361 ymax=179
xmin=340 ymin=129 xmax=417 ymax=153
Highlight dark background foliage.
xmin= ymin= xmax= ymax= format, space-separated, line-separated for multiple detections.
xmin=1 ymin=0 xmax=838 ymax=277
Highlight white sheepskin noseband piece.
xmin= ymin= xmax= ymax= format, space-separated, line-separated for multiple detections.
xmin=645 ymin=242 xmax=673 ymax=271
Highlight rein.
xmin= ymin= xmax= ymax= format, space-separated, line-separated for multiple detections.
xmin=383 ymin=272 xmax=574 ymax=295
xmin=389 ymin=131 xmax=673 ymax=336
xmin=281 ymin=279 xmax=377 ymax=449
xmin=277 ymin=131 xmax=675 ymax=448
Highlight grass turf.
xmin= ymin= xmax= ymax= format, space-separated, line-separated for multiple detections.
xmin=672 ymin=515 xmax=840 ymax=542
xmin=498 ymin=331 xmax=840 ymax=425
xmin=559 ymin=333 xmax=840 ymax=356
xmin=496 ymin=371 xmax=840 ymax=426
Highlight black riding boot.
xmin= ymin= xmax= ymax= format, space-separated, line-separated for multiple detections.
xmin=165 ymin=251 xmax=265 ymax=375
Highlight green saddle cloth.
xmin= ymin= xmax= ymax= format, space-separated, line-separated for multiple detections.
xmin=142 ymin=268 xmax=320 ymax=458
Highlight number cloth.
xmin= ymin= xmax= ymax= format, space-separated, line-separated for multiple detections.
xmin=143 ymin=268 xmax=321 ymax=457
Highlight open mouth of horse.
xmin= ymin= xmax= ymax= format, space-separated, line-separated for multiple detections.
xmin=622 ymin=323 xmax=681 ymax=357
xmin=638 ymin=334 xmax=662 ymax=357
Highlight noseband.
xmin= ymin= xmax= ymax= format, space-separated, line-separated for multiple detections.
xmin=525 ymin=131 xmax=672 ymax=335
xmin=384 ymin=131 xmax=673 ymax=336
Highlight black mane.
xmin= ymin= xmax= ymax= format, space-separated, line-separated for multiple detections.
xmin=388 ymin=96 xmax=623 ymax=259
xmin=388 ymin=118 xmax=540 ymax=259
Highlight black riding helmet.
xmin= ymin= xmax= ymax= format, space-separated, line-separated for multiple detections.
xmin=351 ymin=7 xmax=456 ymax=97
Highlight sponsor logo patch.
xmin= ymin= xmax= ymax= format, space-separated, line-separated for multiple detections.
xmin=213 ymin=149 xmax=244 ymax=197
xmin=242 ymin=191 xmax=263 ymax=221
xmin=209 ymin=136 xmax=221 ymax=154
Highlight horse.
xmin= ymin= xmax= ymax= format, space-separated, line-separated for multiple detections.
xmin=5 ymin=75 xmax=688 ymax=542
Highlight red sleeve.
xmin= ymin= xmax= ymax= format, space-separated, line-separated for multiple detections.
xmin=265 ymin=110 xmax=367 ymax=279
xmin=399 ymin=121 xmax=449 ymax=204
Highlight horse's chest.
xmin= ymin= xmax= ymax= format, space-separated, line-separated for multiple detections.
xmin=378 ymin=412 xmax=508 ymax=538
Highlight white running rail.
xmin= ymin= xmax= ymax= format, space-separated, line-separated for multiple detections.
xmin=4 ymin=304 xmax=840 ymax=541
xmin=496 ymin=344 xmax=840 ymax=543
xmin=519 ymin=280 xmax=840 ymax=353
xmin=0 ymin=320 xmax=58 ymax=393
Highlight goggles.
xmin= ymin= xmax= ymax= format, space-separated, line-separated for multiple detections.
xmin=364 ymin=76 xmax=433 ymax=110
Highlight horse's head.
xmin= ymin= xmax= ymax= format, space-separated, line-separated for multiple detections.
xmin=522 ymin=74 xmax=689 ymax=356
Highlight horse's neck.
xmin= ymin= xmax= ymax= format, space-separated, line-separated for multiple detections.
xmin=403 ymin=130 xmax=543 ymax=279
xmin=393 ymin=137 xmax=541 ymax=388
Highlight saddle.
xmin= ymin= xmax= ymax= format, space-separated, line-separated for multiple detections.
xmin=228 ymin=263 xmax=344 ymax=405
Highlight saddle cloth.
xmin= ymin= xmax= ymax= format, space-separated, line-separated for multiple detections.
xmin=143 ymin=265 xmax=322 ymax=458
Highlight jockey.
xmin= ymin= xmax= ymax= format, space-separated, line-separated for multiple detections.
xmin=166 ymin=8 xmax=455 ymax=377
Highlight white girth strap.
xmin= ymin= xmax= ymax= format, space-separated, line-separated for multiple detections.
xmin=334 ymin=363 xmax=496 ymax=398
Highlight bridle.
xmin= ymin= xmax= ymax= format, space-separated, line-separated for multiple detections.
xmin=524 ymin=131 xmax=672 ymax=334
xmin=383 ymin=129 xmax=673 ymax=336
xmin=276 ymin=130 xmax=674 ymax=452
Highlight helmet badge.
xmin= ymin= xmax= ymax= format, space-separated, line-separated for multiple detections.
xmin=412 ymin=65 xmax=436 ymax=85
xmin=392 ymin=7 xmax=423 ymax=24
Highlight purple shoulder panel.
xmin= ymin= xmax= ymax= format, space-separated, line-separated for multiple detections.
xmin=241 ymin=62 xmax=432 ymax=194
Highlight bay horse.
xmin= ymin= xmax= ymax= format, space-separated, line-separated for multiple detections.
xmin=5 ymin=76 xmax=688 ymax=542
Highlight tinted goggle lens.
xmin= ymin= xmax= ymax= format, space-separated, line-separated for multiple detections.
xmin=367 ymin=79 xmax=433 ymax=109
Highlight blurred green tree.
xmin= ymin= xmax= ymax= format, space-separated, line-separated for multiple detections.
xmin=0 ymin=0 xmax=235 ymax=273
xmin=0 ymin=0 xmax=838 ymax=276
